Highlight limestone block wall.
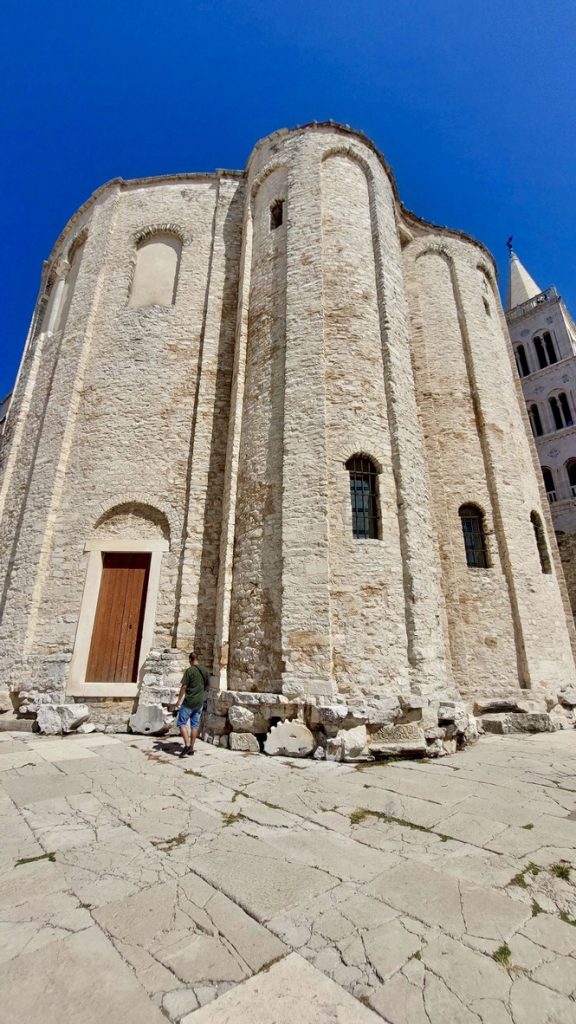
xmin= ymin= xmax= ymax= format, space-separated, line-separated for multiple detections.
xmin=321 ymin=153 xmax=408 ymax=696
xmin=0 ymin=173 xmax=244 ymax=700
xmin=228 ymin=166 xmax=287 ymax=691
xmin=224 ymin=127 xmax=453 ymax=702
xmin=404 ymin=235 xmax=576 ymax=697
xmin=2 ymin=120 xmax=576 ymax=724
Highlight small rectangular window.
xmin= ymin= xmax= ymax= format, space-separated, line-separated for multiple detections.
xmin=270 ymin=200 xmax=284 ymax=230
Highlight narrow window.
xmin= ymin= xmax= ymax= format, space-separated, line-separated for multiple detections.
xmin=566 ymin=460 xmax=576 ymax=498
xmin=559 ymin=392 xmax=573 ymax=426
xmin=346 ymin=456 xmax=379 ymax=539
xmin=270 ymin=200 xmax=284 ymax=230
xmin=534 ymin=336 xmax=548 ymax=369
xmin=530 ymin=511 xmax=551 ymax=574
xmin=528 ymin=404 xmax=543 ymax=437
xmin=516 ymin=345 xmax=529 ymax=377
xmin=543 ymin=331 xmax=557 ymax=364
xmin=549 ymin=396 xmax=564 ymax=431
xmin=458 ymin=504 xmax=488 ymax=569
xmin=129 ymin=233 xmax=181 ymax=308
xmin=542 ymin=467 xmax=556 ymax=503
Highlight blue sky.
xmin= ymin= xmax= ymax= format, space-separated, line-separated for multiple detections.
xmin=1 ymin=0 xmax=575 ymax=397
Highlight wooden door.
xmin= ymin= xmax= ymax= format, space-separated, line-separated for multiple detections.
xmin=86 ymin=553 xmax=151 ymax=683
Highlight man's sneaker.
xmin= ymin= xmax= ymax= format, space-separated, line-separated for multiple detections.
xmin=179 ymin=747 xmax=190 ymax=759
xmin=187 ymin=747 xmax=195 ymax=756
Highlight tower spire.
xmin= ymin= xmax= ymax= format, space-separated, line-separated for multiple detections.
xmin=506 ymin=243 xmax=542 ymax=311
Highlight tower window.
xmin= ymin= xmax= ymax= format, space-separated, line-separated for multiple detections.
xmin=528 ymin=403 xmax=543 ymax=437
xmin=530 ymin=511 xmax=551 ymax=574
xmin=534 ymin=336 xmax=548 ymax=369
xmin=542 ymin=466 xmax=556 ymax=503
xmin=458 ymin=504 xmax=488 ymax=568
xmin=566 ymin=459 xmax=576 ymax=498
xmin=515 ymin=345 xmax=529 ymax=377
xmin=543 ymin=331 xmax=557 ymax=364
xmin=346 ymin=456 xmax=379 ymax=539
xmin=270 ymin=200 xmax=284 ymax=230
xmin=549 ymin=393 xmax=573 ymax=431
xmin=559 ymin=392 xmax=573 ymax=426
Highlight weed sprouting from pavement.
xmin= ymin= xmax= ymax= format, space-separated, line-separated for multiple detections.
xmin=151 ymin=832 xmax=188 ymax=852
xmin=15 ymin=851 xmax=56 ymax=867
xmin=551 ymin=863 xmax=571 ymax=882
xmin=492 ymin=943 xmax=512 ymax=967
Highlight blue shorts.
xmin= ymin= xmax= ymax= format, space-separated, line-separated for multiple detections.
xmin=176 ymin=705 xmax=202 ymax=729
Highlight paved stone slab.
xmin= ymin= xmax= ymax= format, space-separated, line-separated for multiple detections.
xmin=0 ymin=926 xmax=166 ymax=1024
xmin=181 ymin=952 xmax=382 ymax=1022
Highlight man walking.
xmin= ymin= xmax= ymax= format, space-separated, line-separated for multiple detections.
xmin=175 ymin=652 xmax=209 ymax=758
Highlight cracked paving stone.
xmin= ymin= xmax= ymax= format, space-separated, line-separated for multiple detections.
xmin=0 ymin=926 xmax=166 ymax=1024
xmin=179 ymin=952 xmax=382 ymax=1022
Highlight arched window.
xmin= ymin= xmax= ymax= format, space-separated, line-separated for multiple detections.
xmin=530 ymin=511 xmax=551 ymax=574
xmin=542 ymin=467 xmax=556 ymax=502
xmin=129 ymin=233 xmax=182 ymax=308
xmin=566 ymin=460 xmax=576 ymax=498
xmin=458 ymin=504 xmax=488 ymax=569
xmin=515 ymin=345 xmax=530 ymax=377
xmin=346 ymin=456 xmax=379 ymax=539
xmin=543 ymin=332 xmax=557 ymax=364
xmin=534 ymin=336 xmax=548 ymax=369
xmin=549 ymin=393 xmax=573 ymax=431
xmin=528 ymin=403 xmax=543 ymax=437
xmin=559 ymin=392 xmax=573 ymax=426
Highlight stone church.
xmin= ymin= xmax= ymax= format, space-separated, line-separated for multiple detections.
xmin=1 ymin=123 xmax=575 ymax=755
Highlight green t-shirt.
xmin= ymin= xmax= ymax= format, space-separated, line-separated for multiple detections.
xmin=181 ymin=665 xmax=209 ymax=710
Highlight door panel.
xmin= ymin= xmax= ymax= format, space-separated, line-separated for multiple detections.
xmin=86 ymin=553 xmax=151 ymax=683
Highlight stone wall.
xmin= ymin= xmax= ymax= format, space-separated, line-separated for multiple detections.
xmin=1 ymin=121 xmax=576 ymax=742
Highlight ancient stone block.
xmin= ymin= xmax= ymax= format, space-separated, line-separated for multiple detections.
xmin=129 ymin=706 xmax=170 ymax=736
xmin=368 ymin=722 xmax=427 ymax=757
xmin=228 ymin=732 xmax=259 ymax=752
xmin=558 ymin=689 xmax=576 ymax=708
xmin=228 ymin=706 xmax=256 ymax=732
xmin=264 ymin=720 xmax=315 ymax=758
xmin=37 ymin=703 xmax=90 ymax=735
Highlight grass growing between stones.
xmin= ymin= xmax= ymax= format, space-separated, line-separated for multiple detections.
xmin=15 ymin=851 xmax=56 ymax=867
xmin=531 ymin=900 xmax=544 ymax=916
xmin=559 ymin=911 xmax=576 ymax=927
xmin=507 ymin=862 xmax=541 ymax=889
xmin=492 ymin=943 xmax=512 ymax=968
xmin=521 ymin=823 xmax=534 ymax=830
xmin=151 ymin=832 xmax=188 ymax=852
xmin=550 ymin=862 xmax=571 ymax=881
xmin=221 ymin=812 xmax=245 ymax=827
xmin=349 ymin=808 xmax=449 ymax=841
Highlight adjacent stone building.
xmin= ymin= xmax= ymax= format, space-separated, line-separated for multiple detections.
xmin=1 ymin=123 xmax=575 ymax=753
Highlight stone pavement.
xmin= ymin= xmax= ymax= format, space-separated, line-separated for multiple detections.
xmin=1 ymin=730 xmax=575 ymax=1023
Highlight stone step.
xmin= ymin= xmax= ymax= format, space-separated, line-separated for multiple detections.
xmin=0 ymin=716 xmax=34 ymax=733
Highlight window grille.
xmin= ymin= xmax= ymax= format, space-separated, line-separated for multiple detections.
xmin=346 ymin=456 xmax=379 ymax=539
xmin=458 ymin=504 xmax=488 ymax=568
